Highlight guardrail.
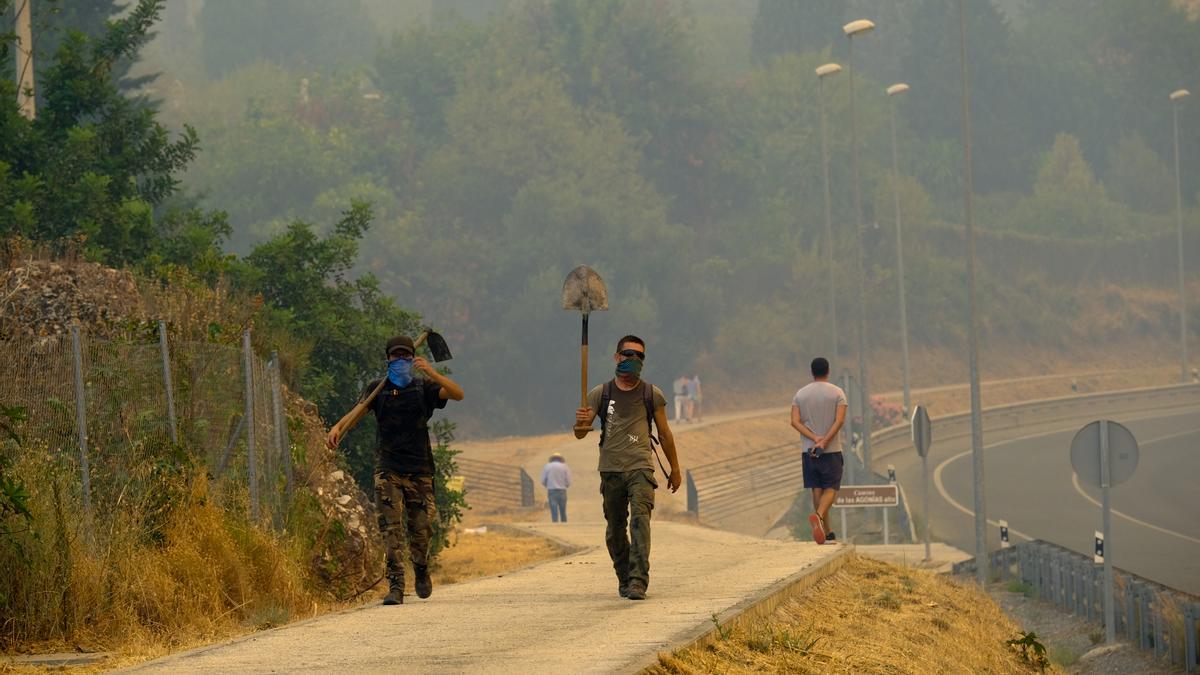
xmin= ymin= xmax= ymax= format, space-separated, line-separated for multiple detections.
xmin=455 ymin=457 xmax=535 ymax=510
xmin=955 ymin=540 xmax=1200 ymax=671
xmin=870 ymin=382 xmax=1200 ymax=466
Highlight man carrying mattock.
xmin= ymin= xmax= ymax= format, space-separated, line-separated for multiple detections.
xmin=326 ymin=333 xmax=464 ymax=605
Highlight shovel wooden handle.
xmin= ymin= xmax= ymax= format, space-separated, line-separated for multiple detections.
xmin=574 ymin=314 xmax=593 ymax=435
xmin=331 ymin=331 xmax=430 ymax=440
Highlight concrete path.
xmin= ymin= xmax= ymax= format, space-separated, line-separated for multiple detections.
xmin=126 ymin=522 xmax=845 ymax=674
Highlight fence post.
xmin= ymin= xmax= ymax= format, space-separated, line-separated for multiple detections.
xmin=519 ymin=468 xmax=534 ymax=507
xmin=270 ymin=351 xmax=292 ymax=507
xmin=242 ymin=330 xmax=258 ymax=522
xmin=1186 ymin=603 xmax=1197 ymax=672
xmin=1126 ymin=576 xmax=1138 ymax=641
xmin=1155 ymin=597 xmax=1165 ymax=658
xmin=69 ymin=324 xmax=93 ymax=518
xmin=157 ymin=320 xmax=179 ymax=445
xmin=685 ymin=470 xmax=698 ymax=516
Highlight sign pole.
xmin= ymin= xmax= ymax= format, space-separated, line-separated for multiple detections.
xmin=1101 ymin=420 xmax=1115 ymax=645
xmin=922 ymin=453 xmax=931 ymax=561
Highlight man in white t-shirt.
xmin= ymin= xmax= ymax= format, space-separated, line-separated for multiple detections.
xmin=790 ymin=357 xmax=847 ymax=545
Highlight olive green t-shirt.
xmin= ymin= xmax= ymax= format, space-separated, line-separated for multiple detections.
xmin=587 ymin=380 xmax=667 ymax=473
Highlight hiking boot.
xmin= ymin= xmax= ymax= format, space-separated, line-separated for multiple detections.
xmin=383 ymin=584 xmax=404 ymax=605
xmin=618 ymin=581 xmax=630 ymax=598
xmin=415 ymin=565 xmax=433 ymax=599
xmin=626 ymin=581 xmax=647 ymax=600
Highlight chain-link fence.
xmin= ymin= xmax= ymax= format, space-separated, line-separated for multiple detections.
xmin=0 ymin=323 xmax=292 ymax=529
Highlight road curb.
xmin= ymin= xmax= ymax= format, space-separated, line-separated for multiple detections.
xmin=624 ymin=544 xmax=855 ymax=674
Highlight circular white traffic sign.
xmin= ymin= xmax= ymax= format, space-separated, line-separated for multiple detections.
xmin=1070 ymin=420 xmax=1139 ymax=488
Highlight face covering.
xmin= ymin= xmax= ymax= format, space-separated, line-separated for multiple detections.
xmin=388 ymin=358 xmax=413 ymax=388
xmin=615 ymin=358 xmax=643 ymax=379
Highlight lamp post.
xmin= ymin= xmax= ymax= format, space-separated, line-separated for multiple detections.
xmin=843 ymin=18 xmax=875 ymax=469
xmin=1171 ymin=88 xmax=1191 ymax=384
xmin=957 ymin=0 xmax=988 ymax=585
xmin=817 ymin=62 xmax=843 ymax=368
xmin=887 ymin=82 xmax=912 ymax=418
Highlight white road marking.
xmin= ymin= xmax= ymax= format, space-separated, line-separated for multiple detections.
xmin=931 ymin=411 xmax=1199 ymax=545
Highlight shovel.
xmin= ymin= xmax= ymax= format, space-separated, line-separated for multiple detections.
xmin=329 ymin=328 xmax=453 ymax=441
xmin=562 ymin=266 xmax=609 ymax=435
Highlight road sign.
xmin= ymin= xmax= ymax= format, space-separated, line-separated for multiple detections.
xmin=1069 ymin=419 xmax=1139 ymax=646
xmin=911 ymin=405 xmax=931 ymax=458
xmin=1070 ymin=420 xmax=1139 ymax=488
xmin=833 ymin=485 xmax=898 ymax=508
xmin=999 ymin=520 xmax=1010 ymax=548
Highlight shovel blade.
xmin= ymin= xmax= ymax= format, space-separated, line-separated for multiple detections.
xmin=561 ymin=265 xmax=609 ymax=313
xmin=424 ymin=330 xmax=453 ymax=362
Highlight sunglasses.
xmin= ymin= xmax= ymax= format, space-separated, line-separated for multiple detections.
xmin=618 ymin=348 xmax=645 ymax=360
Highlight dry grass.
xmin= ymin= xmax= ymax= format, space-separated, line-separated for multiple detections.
xmin=649 ymin=555 xmax=1057 ymax=675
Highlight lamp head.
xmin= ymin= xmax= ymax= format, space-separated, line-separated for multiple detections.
xmin=843 ymin=19 xmax=876 ymax=37
xmin=886 ymin=83 xmax=910 ymax=96
xmin=1170 ymin=89 xmax=1190 ymax=102
xmin=815 ymin=63 xmax=843 ymax=78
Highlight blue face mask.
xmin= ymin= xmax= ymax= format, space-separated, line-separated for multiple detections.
xmin=388 ymin=358 xmax=413 ymax=388
xmin=616 ymin=358 xmax=643 ymax=379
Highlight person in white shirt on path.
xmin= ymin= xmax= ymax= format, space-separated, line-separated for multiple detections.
xmin=540 ymin=453 xmax=572 ymax=522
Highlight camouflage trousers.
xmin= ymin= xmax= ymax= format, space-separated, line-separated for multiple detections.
xmin=374 ymin=470 xmax=437 ymax=586
xmin=600 ymin=469 xmax=657 ymax=587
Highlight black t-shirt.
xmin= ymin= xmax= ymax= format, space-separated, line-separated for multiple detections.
xmin=363 ymin=377 xmax=447 ymax=475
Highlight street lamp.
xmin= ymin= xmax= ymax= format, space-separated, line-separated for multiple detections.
xmin=886 ymin=83 xmax=912 ymax=418
xmin=843 ymin=18 xmax=875 ymax=469
xmin=1171 ymin=88 xmax=1191 ymax=383
xmin=957 ymin=0 xmax=988 ymax=586
xmin=816 ymin=62 xmax=843 ymax=369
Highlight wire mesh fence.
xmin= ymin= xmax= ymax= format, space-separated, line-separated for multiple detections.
xmin=0 ymin=324 xmax=292 ymax=530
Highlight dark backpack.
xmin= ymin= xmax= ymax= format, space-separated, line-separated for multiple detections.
xmin=597 ymin=379 xmax=669 ymax=480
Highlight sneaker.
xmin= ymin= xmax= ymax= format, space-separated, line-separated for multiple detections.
xmin=626 ymin=581 xmax=647 ymax=600
xmin=618 ymin=581 xmax=630 ymax=598
xmin=415 ymin=565 xmax=433 ymax=599
xmin=383 ymin=584 xmax=404 ymax=605
xmin=825 ymin=531 xmax=837 ymax=543
xmin=809 ymin=513 xmax=827 ymax=545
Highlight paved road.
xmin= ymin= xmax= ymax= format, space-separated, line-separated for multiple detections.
xmin=893 ymin=406 xmax=1200 ymax=595
xmin=125 ymin=522 xmax=843 ymax=674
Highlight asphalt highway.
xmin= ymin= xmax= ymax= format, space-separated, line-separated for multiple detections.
xmin=891 ymin=406 xmax=1200 ymax=595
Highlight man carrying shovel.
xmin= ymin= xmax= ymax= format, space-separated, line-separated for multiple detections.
xmin=573 ymin=335 xmax=681 ymax=601
xmin=326 ymin=333 xmax=463 ymax=605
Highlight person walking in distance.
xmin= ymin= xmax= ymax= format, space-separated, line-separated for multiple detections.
xmin=326 ymin=335 xmax=465 ymax=605
xmin=689 ymin=374 xmax=703 ymax=422
xmin=541 ymin=453 xmax=572 ymax=523
xmin=791 ymin=357 xmax=847 ymax=545
xmin=574 ymin=335 xmax=682 ymax=600
xmin=673 ymin=374 xmax=690 ymax=422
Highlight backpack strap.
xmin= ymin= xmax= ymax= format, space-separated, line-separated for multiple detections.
xmin=598 ymin=380 xmax=614 ymax=447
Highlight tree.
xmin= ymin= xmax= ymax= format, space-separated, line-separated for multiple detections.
xmin=32 ymin=0 xmax=157 ymax=96
xmin=0 ymin=0 xmax=207 ymax=265
xmin=198 ymin=0 xmax=374 ymax=77
xmin=1106 ymin=134 xmax=1175 ymax=214
xmin=902 ymin=0 xmax=1033 ymax=193
xmin=235 ymin=202 xmax=422 ymax=487
xmin=750 ymin=0 xmax=844 ymax=65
